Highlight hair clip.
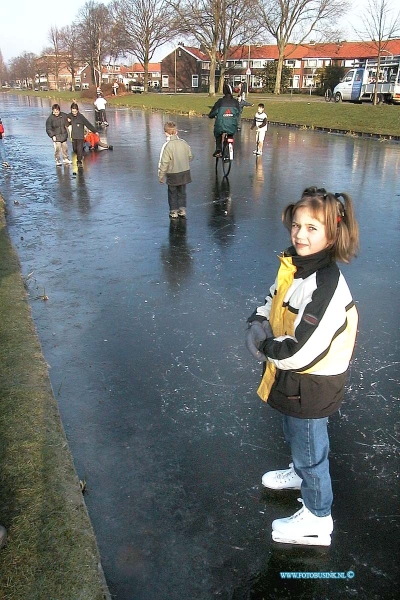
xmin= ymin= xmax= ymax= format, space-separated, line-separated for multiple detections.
xmin=334 ymin=193 xmax=345 ymax=219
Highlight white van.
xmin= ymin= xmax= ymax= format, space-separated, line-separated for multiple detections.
xmin=333 ymin=55 xmax=400 ymax=104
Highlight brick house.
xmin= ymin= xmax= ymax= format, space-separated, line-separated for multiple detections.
xmin=74 ymin=62 xmax=161 ymax=90
xmin=160 ymin=40 xmax=400 ymax=92
xmin=127 ymin=63 xmax=161 ymax=88
xmin=160 ymin=45 xmax=209 ymax=92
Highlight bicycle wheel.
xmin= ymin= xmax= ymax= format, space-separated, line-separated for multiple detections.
xmin=324 ymin=88 xmax=332 ymax=102
xmin=222 ymin=141 xmax=232 ymax=177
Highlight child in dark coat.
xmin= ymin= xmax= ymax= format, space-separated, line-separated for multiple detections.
xmin=66 ymin=103 xmax=97 ymax=168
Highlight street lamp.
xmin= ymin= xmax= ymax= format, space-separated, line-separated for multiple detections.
xmin=174 ymin=48 xmax=177 ymax=94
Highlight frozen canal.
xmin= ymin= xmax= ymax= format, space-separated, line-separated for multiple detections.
xmin=0 ymin=94 xmax=399 ymax=599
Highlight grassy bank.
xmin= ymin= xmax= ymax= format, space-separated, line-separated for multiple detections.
xmin=107 ymin=92 xmax=400 ymax=137
xmin=0 ymin=197 xmax=109 ymax=599
xmin=6 ymin=88 xmax=400 ymax=138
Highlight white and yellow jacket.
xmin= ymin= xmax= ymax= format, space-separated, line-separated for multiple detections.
xmin=248 ymin=248 xmax=358 ymax=418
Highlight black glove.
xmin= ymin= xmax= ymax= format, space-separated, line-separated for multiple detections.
xmin=246 ymin=321 xmax=272 ymax=361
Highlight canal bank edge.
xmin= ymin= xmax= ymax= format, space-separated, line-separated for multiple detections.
xmin=201 ymin=113 xmax=400 ymax=142
xmin=0 ymin=195 xmax=111 ymax=599
xmin=264 ymin=119 xmax=400 ymax=141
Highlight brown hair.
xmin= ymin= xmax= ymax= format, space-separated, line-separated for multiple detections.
xmin=282 ymin=186 xmax=360 ymax=263
xmin=164 ymin=121 xmax=177 ymax=135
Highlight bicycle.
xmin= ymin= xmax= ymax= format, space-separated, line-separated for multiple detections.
xmin=94 ymin=108 xmax=108 ymax=128
xmin=324 ymin=88 xmax=333 ymax=102
xmin=215 ymin=132 xmax=234 ymax=177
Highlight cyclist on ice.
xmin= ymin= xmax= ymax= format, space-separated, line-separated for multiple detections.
xmin=209 ymin=83 xmax=240 ymax=157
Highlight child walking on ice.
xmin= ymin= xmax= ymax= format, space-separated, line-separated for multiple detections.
xmin=250 ymin=103 xmax=268 ymax=156
xmin=158 ymin=122 xmax=193 ymax=219
xmin=246 ymin=186 xmax=359 ymax=546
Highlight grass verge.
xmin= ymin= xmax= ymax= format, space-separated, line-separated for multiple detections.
xmin=4 ymin=89 xmax=400 ymax=137
xmin=0 ymin=196 xmax=109 ymax=599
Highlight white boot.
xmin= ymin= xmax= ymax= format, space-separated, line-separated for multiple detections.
xmin=272 ymin=499 xmax=333 ymax=546
xmin=262 ymin=462 xmax=302 ymax=490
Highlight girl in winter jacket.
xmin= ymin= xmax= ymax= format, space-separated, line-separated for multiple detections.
xmin=246 ymin=186 xmax=359 ymax=546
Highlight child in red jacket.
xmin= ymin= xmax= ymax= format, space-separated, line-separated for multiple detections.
xmin=0 ymin=118 xmax=10 ymax=168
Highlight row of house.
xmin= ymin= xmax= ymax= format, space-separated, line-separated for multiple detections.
xmin=159 ymin=39 xmax=400 ymax=93
xmin=15 ymin=39 xmax=400 ymax=93
xmin=74 ymin=62 xmax=161 ymax=91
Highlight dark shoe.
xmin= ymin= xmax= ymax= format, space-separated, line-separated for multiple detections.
xmin=213 ymin=150 xmax=222 ymax=158
xmin=108 ymin=145 xmax=113 ymax=150
xmin=77 ymin=161 xmax=83 ymax=169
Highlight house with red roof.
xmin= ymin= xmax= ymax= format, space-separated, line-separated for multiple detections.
xmin=160 ymin=40 xmax=400 ymax=92
xmin=160 ymin=45 xmax=209 ymax=93
xmin=101 ymin=63 xmax=161 ymax=88
xmin=128 ymin=63 xmax=161 ymax=88
xmin=74 ymin=62 xmax=162 ymax=91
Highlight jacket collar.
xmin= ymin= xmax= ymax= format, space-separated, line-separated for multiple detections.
xmin=284 ymin=247 xmax=333 ymax=279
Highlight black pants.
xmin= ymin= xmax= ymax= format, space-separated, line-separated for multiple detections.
xmin=72 ymin=139 xmax=84 ymax=162
xmin=215 ymin=134 xmax=223 ymax=153
xmin=168 ymin=185 xmax=187 ymax=211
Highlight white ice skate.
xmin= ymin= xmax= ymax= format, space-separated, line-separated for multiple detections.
xmin=272 ymin=499 xmax=333 ymax=546
xmin=262 ymin=463 xmax=302 ymax=490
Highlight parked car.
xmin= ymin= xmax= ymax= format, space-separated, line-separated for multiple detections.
xmin=130 ymin=82 xmax=144 ymax=94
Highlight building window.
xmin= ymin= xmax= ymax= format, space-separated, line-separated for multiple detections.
xmin=162 ymin=74 xmax=169 ymax=88
xmin=192 ymin=74 xmax=199 ymax=87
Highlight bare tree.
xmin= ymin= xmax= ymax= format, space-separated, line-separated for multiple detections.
xmin=167 ymin=0 xmax=224 ymax=95
xmin=59 ymin=25 xmax=80 ymax=91
xmin=217 ymin=0 xmax=260 ymax=93
xmin=257 ymin=0 xmax=349 ymax=94
xmin=111 ymin=0 xmax=175 ymax=91
xmin=8 ymin=52 xmax=38 ymax=88
xmin=169 ymin=0 xmax=260 ymax=95
xmin=0 ymin=49 xmax=8 ymax=86
xmin=47 ymin=26 xmax=64 ymax=90
xmin=36 ymin=52 xmax=53 ymax=90
xmin=354 ymin=0 xmax=400 ymax=104
xmin=76 ymin=1 xmax=113 ymax=86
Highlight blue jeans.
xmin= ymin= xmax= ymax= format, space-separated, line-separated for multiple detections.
xmin=283 ymin=415 xmax=333 ymax=517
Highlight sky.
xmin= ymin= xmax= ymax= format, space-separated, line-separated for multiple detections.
xmin=1 ymin=0 xmax=375 ymax=65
